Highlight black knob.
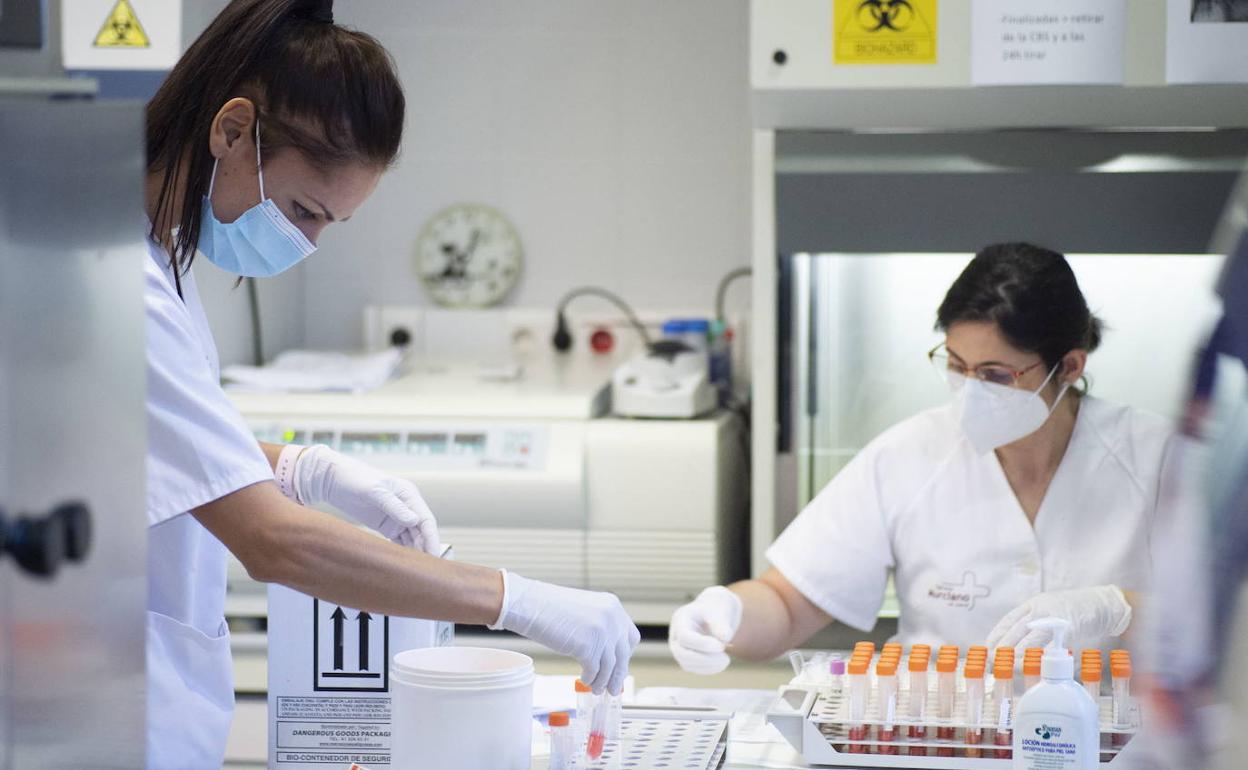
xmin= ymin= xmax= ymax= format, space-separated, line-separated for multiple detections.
xmin=7 ymin=513 xmax=66 ymax=578
xmin=772 ymin=49 xmax=787 ymax=66
xmin=389 ymin=327 xmax=412 ymax=347
xmin=53 ymin=502 xmax=92 ymax=563
xmin=552 ymin=312 xmax=573 ymax=353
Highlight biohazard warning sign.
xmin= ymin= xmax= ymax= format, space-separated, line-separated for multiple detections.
xmin=62 ymin=0 xmax=179 ymax=70
xmin=834 ymin=0 xmax=938 ymax=65
xmin=93 ymin=0 xmax=150 ymax=48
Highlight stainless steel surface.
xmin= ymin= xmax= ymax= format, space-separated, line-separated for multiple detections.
xmin=0 ymin=77 xmax=98 ymax=97
xmin=0 ymin=100 xmax=147 ymax=768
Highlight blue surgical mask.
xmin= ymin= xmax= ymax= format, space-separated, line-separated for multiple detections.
xmin=197 ymin=119 xmax=315 ymax=277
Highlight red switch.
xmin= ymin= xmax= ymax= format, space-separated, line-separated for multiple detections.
xmin=589 ymin=328 xmax=614 ymax=354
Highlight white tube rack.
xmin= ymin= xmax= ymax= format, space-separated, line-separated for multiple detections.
xmin=766 ymin=659 xmax=1140 ymax=768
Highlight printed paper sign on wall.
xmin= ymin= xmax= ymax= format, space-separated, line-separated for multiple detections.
xmin=971 ymin=0 xmax=1126 ymax=86
xmin=62 ymin=0 xmax=181 ymax=70
xmin=834 ymin=0 xmax=939 ymax=64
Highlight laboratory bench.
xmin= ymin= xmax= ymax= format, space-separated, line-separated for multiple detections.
xmin=223 ymin=626 xmax=895 ymax=769
xmin=224 ymin=685 xmax=1020 ymax=770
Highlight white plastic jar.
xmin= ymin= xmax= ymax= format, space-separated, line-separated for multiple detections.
xmin=391 ymin=646 xmax=534 ymax=770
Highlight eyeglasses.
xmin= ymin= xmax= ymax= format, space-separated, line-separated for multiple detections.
xmin=927 ymin=343 xmax=1046 ymax=388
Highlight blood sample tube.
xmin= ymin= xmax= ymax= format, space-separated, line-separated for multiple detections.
xmin=993 ymin=647 xmax=1014 ymax=675
xmin=847 ymin=655 xmax=871 ymax=752
xmin=935 ymin=654 xmax=957 ymax=754
xmin=992 ymin=657 xmax=1015 ymax=759
xmin=965 ymin=662 xmax=985 ymax=757
xmin=907 ymin=652 xmax=930 ymax=755
xmin=1023 ymin=649 xmax=1043 ymax=692
xmin=574 ymin=679 xmax=593 ymax=746
xmin=1081 ymin=659 xmax=1102 ymax=703
xmin=548 ymin=712 xmax=575 ymax=770
xmin=968 ymin=645 xmax=988 ymax=662
xmin=876 ymin=657 xmax=899 ymax=755
xmin=1111 ymin=651 xmax=1132 ymax=748
xmin=585 ymin=691 xmax=609 ymax=760
xmin=829 ymin=654 xmax=847 ymax=692
xmin=1111 ymin=653 xmax=1131 ymax=724
xmin=907 ymin=653 xmax=929 ymax=724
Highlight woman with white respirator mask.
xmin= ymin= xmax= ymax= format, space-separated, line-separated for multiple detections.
xmin=670 ymin=243 xmax=1184 ymax=674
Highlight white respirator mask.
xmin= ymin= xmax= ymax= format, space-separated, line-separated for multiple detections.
xmin=950 ymin=364 xmax=1070 ymax=455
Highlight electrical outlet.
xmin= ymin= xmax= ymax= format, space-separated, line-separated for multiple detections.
xmin=363 ymin=305 xmax=722 ymax=363
xmin=363 ymin=305 xmax=425 ymax=352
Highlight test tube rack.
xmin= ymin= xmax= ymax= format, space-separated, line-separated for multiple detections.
xmin=766 ymin=653 xmax=1140 ymax=769
xmin=573 ymin=706 xmax=729 ymax=770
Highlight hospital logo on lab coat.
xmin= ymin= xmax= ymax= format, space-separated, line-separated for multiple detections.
xmin=927 ymin=571 xmax=991 ymax=610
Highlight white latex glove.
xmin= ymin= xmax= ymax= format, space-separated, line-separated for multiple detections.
xmin=292 ymin=445 xmax=441 ymax=555
xmin=668 ymin=586 xmax=744 ymax=675
xmin=490 ymin=570 xmax=639 ymax=695
xmin=986 ymin=585 xmax=1132 ymax=651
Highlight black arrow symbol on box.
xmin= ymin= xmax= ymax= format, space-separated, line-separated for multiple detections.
xmin=331 ymin=607 xmax=347 ymax=670
xmin=357 ymin=611 xmax=373 ymax=671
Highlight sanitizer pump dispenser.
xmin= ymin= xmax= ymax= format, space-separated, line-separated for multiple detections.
xmin=1012 ymin=618 xmax=1099 ymax=769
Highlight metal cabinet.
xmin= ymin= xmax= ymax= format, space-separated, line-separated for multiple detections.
xmin=0 ymin=101 xmax=147 ymax=769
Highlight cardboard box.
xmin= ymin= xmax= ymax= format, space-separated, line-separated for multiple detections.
xmin=267 ymin=546 xmax=454 ymax=768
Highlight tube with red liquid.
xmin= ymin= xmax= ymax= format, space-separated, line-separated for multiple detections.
xmin=586 ymin=695 xmax=607 ymax=760
xmin=847 ymin=655 xmax=871 ymax=753
xmin=964 ymin=662 xmax=985 ymax=758
xmin=907 ymin=651 xmax=930 ymax=756
xmin=935 ymin=654 xmax=957 ymax=756
xmin=992 ymin=658 xmax=1015 ymax=759
xmin=875 ymin=657 xmax=899 ymax=755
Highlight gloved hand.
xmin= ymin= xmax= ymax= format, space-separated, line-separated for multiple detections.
xmin=490 ymin=570 xmax=639 ymax=695
xmin=292 ymin=445 xmax=441 ymax=555
xmin=986 ymin=585 xmax=1132 ymax=650
xmin=668 ymin=586 xmax=743 ymax=675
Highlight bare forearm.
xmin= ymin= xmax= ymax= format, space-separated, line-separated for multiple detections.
xmin=266 ymin=509 xmax=502 ymax=624
xmin=195 ymin=482 xmax=503 ymax=625
xmin=724 ymin=569 xmax=834 ymax=662
xmin=724 ymin=579 xmax=802 ymax=661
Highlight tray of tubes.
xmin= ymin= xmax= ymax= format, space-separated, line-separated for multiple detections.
xmin=765 ymin=643 xmax=1139 ymax=768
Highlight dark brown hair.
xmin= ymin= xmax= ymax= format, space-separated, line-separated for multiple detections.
xmin=936 ymin=242 xmax=1103 ymax=373
xmin=146 ymin=0 xmax=404 ymax=293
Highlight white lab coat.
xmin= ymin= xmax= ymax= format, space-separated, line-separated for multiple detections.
xmin=144 ymin=236 xmax=273 ymax=768
xmin=767 ymin=397 xmax=1178 ymax=650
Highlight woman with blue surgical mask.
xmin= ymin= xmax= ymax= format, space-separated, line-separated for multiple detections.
xmin=143 ymin=1 xmax=637 ymax=765
xmin=671 ymin=242 xmax=1184 ymax=673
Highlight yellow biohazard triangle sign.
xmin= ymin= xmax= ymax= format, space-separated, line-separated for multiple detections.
xmin=93 ymin=0 xmax=151 ymax=48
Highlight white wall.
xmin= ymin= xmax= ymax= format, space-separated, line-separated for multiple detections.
xmin=301 ymin=0 xmax=753 ymax=350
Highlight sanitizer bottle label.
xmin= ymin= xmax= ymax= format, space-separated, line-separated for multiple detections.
xmin=1013 ymin=715 xmax=1084 ymax=769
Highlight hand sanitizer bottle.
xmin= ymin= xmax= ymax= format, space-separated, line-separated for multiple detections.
xmin=1012 ymin=618 xmax=1099 ymax=770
